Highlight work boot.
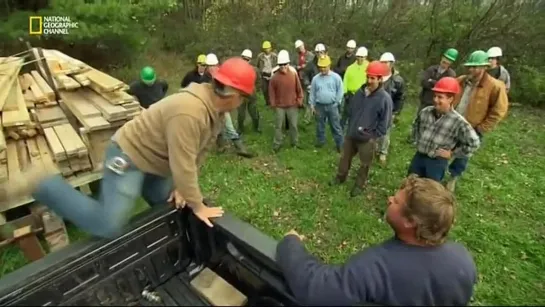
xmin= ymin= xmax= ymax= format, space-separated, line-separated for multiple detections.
xmin=253 ymin=121 xmax=262 ymax=133
xmin=329 ymin=177 xmax=345 ymax=186
xmin=350 ymin=185 xmax=365 ymax=197
xmin=216 ymin=136 xmax=227 ymax=153
xmin=232 ymin=139 xmax=254 ymax=158
xmin=446 ymin=177 xmax=458 ymax=192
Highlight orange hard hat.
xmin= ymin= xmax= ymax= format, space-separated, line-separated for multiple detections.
xmin=432 ymin=77 xmax=461 ymax=94
xmin=366 ymin=61 xmax=387 ymax=77
xmin=212 ymin=57 xmax=256 ymax=95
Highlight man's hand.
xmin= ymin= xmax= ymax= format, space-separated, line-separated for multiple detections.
xmin=193 ymin=204 xmax=224 ymax=227
xmin=168 ymin=190 xmax=186 ymax=209
xmin=310 ymin=105 xmax=317 ymax=115
xmin=285 ymin=229 xmax=305 ymax=240
xmin=435 ymin=148 xmax=452 ymax=159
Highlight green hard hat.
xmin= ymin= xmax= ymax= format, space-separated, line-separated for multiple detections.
xmin=443 ymin=48 xmax=458 ymax=62
xmin=464 ymin=50 xmax=490 ymax=67
xmin=140 ymin=66 xmax=156 ymax=84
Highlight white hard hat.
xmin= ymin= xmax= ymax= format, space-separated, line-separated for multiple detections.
xmin=379 ymin=52 xmax=395 ymax=62
xmin=295 ymin=40 xmax=304 ymax=49
xmin=205 ymin=53 xmax=219 ymax=66
xmin=346 ymin=40 xmax=357 ymax=48
xmin=314 ymin=43 xmax=326 ymax=52
xmin=487 ymin=47 xmax=502 ymax=58
xmin=277 ymin=49 xmax=290 ymax=65
xmin=355 ymin=47 xmax=368 ymax=57
xmin=241 ymin=49 xmax=253 ymax=59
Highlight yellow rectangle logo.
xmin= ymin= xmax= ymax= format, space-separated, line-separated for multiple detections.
xmin=29 ymin=16 xmax=43 ymax=35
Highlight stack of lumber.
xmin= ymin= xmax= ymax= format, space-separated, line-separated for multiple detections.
xmin=42 ymin=49 xmax=143 ymax=131
xmin=0 ymin=57 xmax=92 ymax=189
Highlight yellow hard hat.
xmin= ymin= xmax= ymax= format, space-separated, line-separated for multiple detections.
xmin=197 ymin=54 xmax=206 ymax=64
xmin=317 ymin=55 xmax=331 ymax=67
xmin=262 ymin=41 xmax=272 ymax=49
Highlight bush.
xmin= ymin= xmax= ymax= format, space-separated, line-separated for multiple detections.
xmin=509 ymin=65 xmax=545 ymax=107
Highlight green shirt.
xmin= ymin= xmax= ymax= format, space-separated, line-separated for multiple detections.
xmin=343 ymin=60 xmax=369 ymax=94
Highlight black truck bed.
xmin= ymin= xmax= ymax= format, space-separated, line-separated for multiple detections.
xmin=0 ymin=206 xmax=298 ymax=306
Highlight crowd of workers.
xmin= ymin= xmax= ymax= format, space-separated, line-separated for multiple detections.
xmin=1 ymin=38 xmax=511 ymax=306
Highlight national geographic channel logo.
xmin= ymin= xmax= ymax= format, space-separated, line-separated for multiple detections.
xmin=29 ymin=16 xmax=79 ymax=35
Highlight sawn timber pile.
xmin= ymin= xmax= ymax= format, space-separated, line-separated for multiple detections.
xmin=0 ymin=50 xmax=143 ymax=203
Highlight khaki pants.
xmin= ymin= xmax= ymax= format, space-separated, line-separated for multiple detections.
xmin=274 ymin=107 xmax=299 ymax=146
xmin=336 ymin=137 xmax=376 ymax=187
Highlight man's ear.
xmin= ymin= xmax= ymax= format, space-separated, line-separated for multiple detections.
xmin=402 ymin=215 xmax=417 ymax=229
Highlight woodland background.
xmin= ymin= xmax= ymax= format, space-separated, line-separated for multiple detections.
xmin=0 ymin=0 xmax=544 ymax=106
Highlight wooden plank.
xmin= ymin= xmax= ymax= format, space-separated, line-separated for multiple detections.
xmin=0 ymin=118 xmax=5 ymax=152
xmin=6 ymin=140 xmax=20 ymax=182
xmin=16 ymin=139 xmax=30 ymax=172
xmin=80 ymin=88 xmax=129 ymax=120
xmin=26 ymin=138 xmax=45 ymax=174
xmin=71 ymin=73 xmax=90 ymax=86
xmin=0 ymin=58 xmax=24 ymax=110
xmin=2 ymin=80 xmax=31 ymax=127
xmin=2 ymin=77 xmax=19 ymax=112
xmin=21 ymin=73 xmax=47 ymax=103
xmin=31 ymin=70 xmax=55 ymax=101
xmin=35 ymin=106 xmax=67 ymax=124
xmin=36 ymin=135 xmax=59 ymax=175
xmin=81 ymin=68 xmax=124 ymax=92
xmin=87 ymin=83 xmax=135 ymax=105
xmin=0 ymin=163 xmax=6 ymax=183
xmin=55 ymin=74 xmax=80 ymax=90
xmin=0 ymin=148 xmax=6 ymax=164
xmin=58 ymin=90 xmax=112 ymax=131
xmin=53 ymin=123 xmax=87 ymax=157
xmin=190 ymin=268 xmax=247 ymax=306
xmin=43 ymin=127 xmax=67 ymax=161
xmin=17 ymin=233 xmax=46 ymax=262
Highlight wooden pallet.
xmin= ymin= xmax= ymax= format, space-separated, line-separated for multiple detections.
xmin=0 ymin=176 xmax=99 ymax=261
xmin=0 ymin=171 xmax=102 ymax=213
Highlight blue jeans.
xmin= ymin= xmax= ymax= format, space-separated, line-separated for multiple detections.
xmin=315 ymin=103 xmax=343 ymax=148
xmin=407 ymin=152 xmax=449 ymax=182
xmin=32 ymin=141 xmax=173 ymax=239
xmin=448 ymin=132 xmax=483 ymax=177
xmin=222 ymin=112 xmax=240 ymax=140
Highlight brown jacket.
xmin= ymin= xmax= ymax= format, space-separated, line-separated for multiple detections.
xmin=115 ymin=83 xmax=223 ymax=206
xmin=269 ymin=67 xmax=304 ymax=108
xmin=453 ymin=73 xmax=508 ymax=133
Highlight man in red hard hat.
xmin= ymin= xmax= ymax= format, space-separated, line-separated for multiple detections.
xmin=3 ymin=57 xmax=257 ymax=238
xmin=330 ymin=61 xmax=393 ymax=197
xmin=409 ymin=77 xmax=481 ymax=182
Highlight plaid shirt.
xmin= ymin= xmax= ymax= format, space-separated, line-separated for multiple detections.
xmin=412 ymin=106 xmax=481 ymax=158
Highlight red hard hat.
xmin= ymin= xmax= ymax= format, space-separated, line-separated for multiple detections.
xmin=432 ymin=77 xmax=461 ymax=94
xmin=212 ymin=57 xmax=256 ymax=95
xmin=366 ymin=61 xmax=386 ymax=77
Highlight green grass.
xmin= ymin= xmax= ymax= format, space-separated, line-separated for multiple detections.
xmin=1 ymin=49 xmax=545 ymax=305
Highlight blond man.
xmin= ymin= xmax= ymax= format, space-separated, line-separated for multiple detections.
xmin=276 ymin=175 xmax=477 ymax=306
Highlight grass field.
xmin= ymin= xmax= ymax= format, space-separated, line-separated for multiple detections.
xmin=1 ymin=50 xmax=545 ymax=305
